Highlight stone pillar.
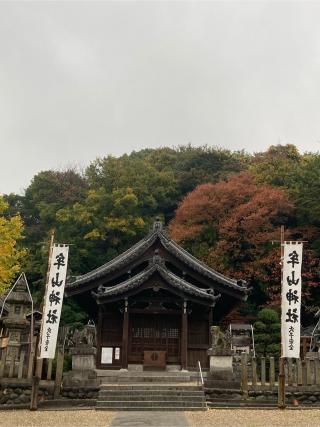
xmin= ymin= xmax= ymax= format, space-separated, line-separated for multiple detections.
xmin=181 ymin=300 xmax=188 ymax=371
xmin=121 ymin=299 xmax=129 ymax=370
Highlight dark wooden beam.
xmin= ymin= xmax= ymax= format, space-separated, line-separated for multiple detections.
xmin=121 ymin=299 xmax=129 ymax=369
xmin=181 ymin=300 xmax=188 ymax=370
xmin=129 ymin=308 xmax=181 ymax=315
xmin=208 ymin=306 xmax=213 ymax=343
xmin=96 ymin=307 xmax=103 ymax=369
xmin=95 ymin=276 xmax=214 ymax=307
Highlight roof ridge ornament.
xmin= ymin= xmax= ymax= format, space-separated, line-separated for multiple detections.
xmin=151 ymin=249 xmax=165 ymax=266
xmin=153 ymin=217 xmax=163 ymax=231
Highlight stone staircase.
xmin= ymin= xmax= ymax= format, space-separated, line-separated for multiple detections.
xmin=95 ymin=371 xmax=207 ymax=411
xmin=96 ymin=384 xmax=206 ymax=411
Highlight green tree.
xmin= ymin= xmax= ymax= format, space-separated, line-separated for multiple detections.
xmin=5 ymin=169 xmax=87 ymax=298
xmin=290 ymin=154 xmax=320 ymax=228
xmin=250 ymin=144 xmax=301 ymax=188
xmin=254 ymin=308 xmax=281 ymax=356
xmin=145 ymin=145 xmax=249 ymax=200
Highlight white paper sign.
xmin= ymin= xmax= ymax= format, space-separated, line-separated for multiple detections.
xmin=101 ymin=347 xmax=113 ymax=364
xmin=39 ymin=245 xmax=69 ymax=358
xmin=115 ymin=347 xmax=120 ymax=360
xmin=281 ymin=242 xmax=303 ymax=358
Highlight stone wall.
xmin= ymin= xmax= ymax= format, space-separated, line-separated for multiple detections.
xmin=0 ymin=379 xmax=53 ymax=406
xmin=205 ymin=386 xmax=320 ymax=406
xmin=0 ymin=378 xmax=98 ymax=407
xmin=61 ymin=386 xmax=99 ymax=400
xmin=248 ymin=390 xmax=320 ymax=405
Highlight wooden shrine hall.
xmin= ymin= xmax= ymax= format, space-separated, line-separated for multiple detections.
xmin=66 ymin=220 xmax=248 ymax=370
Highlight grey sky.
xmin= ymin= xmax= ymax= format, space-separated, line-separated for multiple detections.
xmin=1 ymin=1 xmax=320 ymax=194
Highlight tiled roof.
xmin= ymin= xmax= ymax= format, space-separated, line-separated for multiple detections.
xmin=67 ymin=220 xmax=247 ymax=297
xmin=93 ymin=262 xmax=219 ymax=303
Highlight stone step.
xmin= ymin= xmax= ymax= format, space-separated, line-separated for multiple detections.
xmin=96 ymin=369 xmax=190 ymax=376
xmin=99 ymin=384 xmax=200 ymax=391
xmin=96 ymin=380 xmax=207 ymax=412
xmin=99 ymin=391 xmax=204 ymax=397
xmin=96 ymin=406 xmax=206 ymax=411
xmin=96 ymin=400 xmax=205 ymax=408
xmin=98 ymin=395 xmax=205 ymax=401
xmin=111 ymin=377 xmax=191 ymax=383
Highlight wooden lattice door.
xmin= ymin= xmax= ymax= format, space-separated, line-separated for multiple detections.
xmin=128 ymin=313 xmax=180 ymax=364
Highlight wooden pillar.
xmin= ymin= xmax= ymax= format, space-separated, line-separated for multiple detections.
xmin=208 ymin=306 xmax=213 ymax=342
xmin=96 ymin=307 xmax=103 ymax=369
xmin=53 ymin=346 xmax=64 ymax=399
xmin=269 ymin=357 xmax=275 ymax=389
xmin=261 ymin=357 xmax=266 ymax=387
xmin=181 ymin=300 xmax=188 ymax=371
xmin=30 ymin=333 xmax=43 ymax=411
xmin=252 ymin=357 xmax=257 ymax=387
xmin=121 ymin=299 xmax=129 ymax=369
xmin=241 ymin=352 xmax=248 ymax=399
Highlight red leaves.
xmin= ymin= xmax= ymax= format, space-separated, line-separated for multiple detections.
xmin=170 ymin=172 xmax=293 ymax=302
xmin=170 ymin=172 xmax=319 ymax=311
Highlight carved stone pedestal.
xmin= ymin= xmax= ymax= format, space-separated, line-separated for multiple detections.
xmin=206 ymin=326 xmax=239 ymax=388
xmin=63 ymin=322 xmax=98 ymax=386
xmin=207 ymin=349 xmax=233 ymax=381
xmin=71 ymin=346 xmax=97 ymax=371
xmin=64 ymin=347 xmax=97 ymax=386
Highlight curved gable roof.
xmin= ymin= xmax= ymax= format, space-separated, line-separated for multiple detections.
xmin=93 ymin=262 xmax=219 ymax=303
xmin=67 ymin=220 xmax=248 ymax=298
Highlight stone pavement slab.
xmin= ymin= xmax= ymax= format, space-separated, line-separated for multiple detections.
xmin=110 ymin=411 xmax=190 ymax=427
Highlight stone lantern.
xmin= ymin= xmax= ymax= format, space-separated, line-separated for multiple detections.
xmin=2 ymin=274 xmax=32 ymax=362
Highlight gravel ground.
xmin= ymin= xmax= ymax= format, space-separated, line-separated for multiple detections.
xmin=186 ymin=409 xmax=320 ymax=427
xmin=1 ymin=409 xmax=319 ymax=427
xmin=0 ymin=409 xmax=115 ymax=427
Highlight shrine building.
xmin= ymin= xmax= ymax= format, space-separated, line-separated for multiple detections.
xmin=66 ymin=220 xmax=248 ymax=370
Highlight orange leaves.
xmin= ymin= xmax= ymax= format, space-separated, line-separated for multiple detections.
xmin=170 ymin=172 xmax=293 ymax=252
xmin=170 ymin=170 xmax=320 ymax=314
xmin=169 ymin=172 xmax=294 ymax=302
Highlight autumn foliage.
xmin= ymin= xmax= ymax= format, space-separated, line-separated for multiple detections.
xmin=3 ymin=144 xmax=320 ymax=326
xmin=0 ymin=196 xmax=25 ymax=294
xmin=170 ymin=172 xmax=318 ymax=315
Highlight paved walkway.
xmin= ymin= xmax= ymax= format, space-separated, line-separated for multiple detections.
xmin=110 ymin=411 xmax=190 ymax=427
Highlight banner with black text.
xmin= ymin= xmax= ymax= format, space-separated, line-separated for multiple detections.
xmin=281 ymin=242 xmax=303 ymax=358
xmin=39 ymin=244 xmax=69 ymax=358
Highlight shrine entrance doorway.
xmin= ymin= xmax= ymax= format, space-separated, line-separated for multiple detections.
xmin=128 ymin=313 xmax=181 ymax=365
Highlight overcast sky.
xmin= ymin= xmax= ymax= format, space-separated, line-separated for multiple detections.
xmin=1 ymin=1 xmax=320 ymax=194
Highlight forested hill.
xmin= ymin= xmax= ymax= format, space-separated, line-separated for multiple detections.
xmin=3 ymin=144 xmax=320 ymax=328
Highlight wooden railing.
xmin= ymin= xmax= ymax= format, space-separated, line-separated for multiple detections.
xmin=0 ymin=347 xmax=55 ymax=381
xmin=240 ymin=353 xmax=320 ymax=394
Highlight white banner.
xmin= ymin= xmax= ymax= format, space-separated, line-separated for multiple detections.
xmin=281 ymin=242 xmax=303 ymax=358
xmin=39 ymin=245 xmax=69 ymax=358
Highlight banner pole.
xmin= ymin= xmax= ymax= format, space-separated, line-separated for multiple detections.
xmin=278 ymin=225 xmax=286 ymax=409
xmin=30 ymin=230 xmax=55 ymax=411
